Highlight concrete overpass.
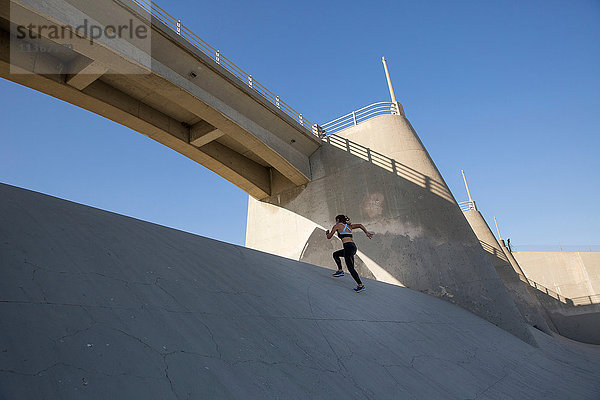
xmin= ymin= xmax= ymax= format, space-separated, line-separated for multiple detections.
xmin=0 ymin=0 xmax=321 ymax=199
xmin=0 ymin=0 xmax=548 ymax=345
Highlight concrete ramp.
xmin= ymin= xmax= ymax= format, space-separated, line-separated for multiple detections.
xmin=1 ymin=183 xmax=600 ymax=399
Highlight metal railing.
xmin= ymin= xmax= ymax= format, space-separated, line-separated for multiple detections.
xmin=570 ymin=294 xmax=600 ymax=306
xmin=512 ymin=244 xmax=600 ymax=252
xmin=518 ymin=274 xmax=568 ymax=303
xmin=129 ymin=0 xmax=315 ymax=133
xmin=320 ymin=102 xmax=402 ymax=135
xmin=517 ymin=273 xmax=600 ymax=307
xmin=458 ymin=200 xmax=476 ymax=212
xmin=479 ymin=240 xmax=510 ymax=263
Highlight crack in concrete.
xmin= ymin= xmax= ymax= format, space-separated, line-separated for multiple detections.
xmin=380 ymin=364 xmax=405 ymax=391
xmin=0 ymin=299 xmax=447 ymax=327
xmin=56 ymin=323 xmax=97 ymax=342
xmin=306 ymin=286 xmax=372 ymax=399
xmin=163 ymin=355 xmax=179 ymax=400
xmin=161 ymin=350 xmax=341 ymax=376
xmin=0 ymin=299 xmax=137 ymax=311
xmin=150 ymin=278 xmax=223 ymax=359
xmin=0 ymin=361 xmax=159 ymax=380
xmin=18 ymin=286 xmax=32 ymax=301
xmin=409 ymin=351 xmax=477 ymax=370
xmin=196 ymin=318 xmax=222 ymax=360
xmin=471 ymin=369 xmax=510 ymax=400
xmin=154 ymin=277 xmax=190 ymax=312
xmin=24 ymin=258 xmax=153 ymax=288
xmin=27 ymin=262 xmax=49 ymax=302
xmin=109 ymin=327 xmax=162 ymax=355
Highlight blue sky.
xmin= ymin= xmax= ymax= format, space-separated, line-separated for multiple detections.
xmin=1 ymin=0 xmax=599 ymax=248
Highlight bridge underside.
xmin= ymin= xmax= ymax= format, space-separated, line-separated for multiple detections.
xmin=0 ymin=0 xmax=320 ymax=199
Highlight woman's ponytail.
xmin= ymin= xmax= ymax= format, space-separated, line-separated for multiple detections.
xmin=335 ymin=214 xmax=350 ymax=224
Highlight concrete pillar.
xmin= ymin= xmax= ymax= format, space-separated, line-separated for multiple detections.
xmin=463 ymin=210 xmax=554 ymax=334
xmin=247 ymin=114 xmax=536 ymax=345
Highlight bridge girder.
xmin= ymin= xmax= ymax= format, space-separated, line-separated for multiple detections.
xmin=0 ymin=0 xmax=321 ymax=198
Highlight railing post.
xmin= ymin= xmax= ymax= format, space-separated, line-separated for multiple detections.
xmin=394 ymin=101 xmax=404 ymax=116
xmin=248 ymin=75 xmax=253 ymax=88
xmin=216 ymin=50 xmax=220 ymax=64
xmin=313 ymin=124 xmax=325 ymax=138
xmin=352 ymin=110 xmax=357 ymax=125
xmin=177 ymin=20 xmax=181 ymax=35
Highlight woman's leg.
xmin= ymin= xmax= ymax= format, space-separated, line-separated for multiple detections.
xmin=343 ymin=243 xmax=362 ymax=285
xmin=332 ymin=249 xmax=344 ymax=270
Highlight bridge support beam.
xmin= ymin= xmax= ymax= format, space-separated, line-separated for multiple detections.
xmin=247 ymin=114 xmax=537 ymax=345
xmin=66 ymin=57 xmax=110 ymax=90
xmin=189 ymin=121 xmax=224 ymax=147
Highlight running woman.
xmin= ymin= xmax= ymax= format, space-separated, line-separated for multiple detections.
xmin=325 ymin=214 xmax=373 ymax=292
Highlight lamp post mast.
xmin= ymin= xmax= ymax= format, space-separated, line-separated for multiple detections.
xmin=494 ymin=216 xmax=503 ymax=241
xmin=381 ymin=56 xmax=397 ymax=103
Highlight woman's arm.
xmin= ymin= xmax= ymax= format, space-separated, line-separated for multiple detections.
xmin=351 ymin=223 xmax=374 ymax=239
xmin=325 ymin=224 xmax=339 ymax=239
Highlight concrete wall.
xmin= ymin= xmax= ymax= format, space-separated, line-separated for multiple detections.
xmin=463 ymin=210 xmax=553 ymax=334
xmin=529 ymin=290 xmax=600 ymax=345
xmin=512 ymin=251 xmax=600 ymax=344
xmin=514 ymin=252 xmax=600 ymax=299
xmin=247 ymin=114 xmax=535 ymax=345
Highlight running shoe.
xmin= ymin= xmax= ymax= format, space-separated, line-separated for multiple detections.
xmin=332 ymin=270 xmax=344 ymax=277
xmin=353 ymin=285 xmax=365 ymax=293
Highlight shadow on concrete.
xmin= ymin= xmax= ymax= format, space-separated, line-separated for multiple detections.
xmin=261 ymin=123 xmax=538 ymax=346
xmin=518 ymin=276 xmax=600 ymax=308
xmin=322 ymin=134 xmax=455 ymax=203
xmin=479 ymin=241 xmax=511 ymax=264
xmin=515 ymin=275 xmax=600 ymax=344
xmin=477 ymin=240 xmax=553 ymax=332
xmin=478 ymin=239 xmax=600 ymax=344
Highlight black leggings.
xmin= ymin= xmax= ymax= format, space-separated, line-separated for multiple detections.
xmin=333 ymin=242 xmax=362 ymax=285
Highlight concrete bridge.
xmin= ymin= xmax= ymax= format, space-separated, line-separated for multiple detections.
xmin=2 ymin=0 xmax=553 ymax=346
xmin=1 ymin=0 xmax=322 ymax=199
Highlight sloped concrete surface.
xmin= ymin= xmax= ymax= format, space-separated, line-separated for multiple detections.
xmin=1 ymin=183 xmax=600 ymax=399
xmin=248 ymin=115 xmax=535 ymax=345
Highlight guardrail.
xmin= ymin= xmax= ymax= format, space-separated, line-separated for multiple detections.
xmin=130 ymin=0 xmax=315 ymax=133
xmin=512 ymin=244 xmax=600 ymax=252
xmin=517 ymin=274 xmax=600 ymax=306
xmin=320 ymin=102 xmax=402 ymax=135
xmin=458 ymin=200 xmax=476 ymax=212
xmin=517 ymin=274 xmax=568 ymax=303
xmin=570 ymin=294 xmax=600 ymax=306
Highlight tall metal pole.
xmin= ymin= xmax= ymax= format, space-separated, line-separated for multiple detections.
xmin=461 ymin=170 xmax=473 ymax=203
xmin=493 ymin=216 xmax=502 ymax=240
xmin=381 ymin=56 xmax=397 ymax=103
